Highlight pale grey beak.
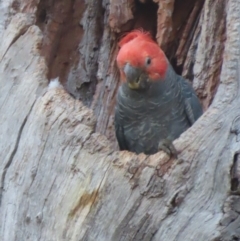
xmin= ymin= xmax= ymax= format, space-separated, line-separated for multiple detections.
xmin=123 ymin=63 xmax=142 ymax=82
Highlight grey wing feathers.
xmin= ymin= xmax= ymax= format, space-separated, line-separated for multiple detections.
xmin=177 ymin=75 xmax=203 ymax=125
xmin=114 ymin=110 xmax=128 ymax=150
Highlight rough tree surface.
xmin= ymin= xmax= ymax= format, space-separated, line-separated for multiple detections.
xmin=0 ymin=0 xmax=240 ymax=241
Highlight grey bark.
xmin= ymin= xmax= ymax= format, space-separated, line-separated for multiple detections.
xmin=0 ymin=0 xmax=240 ymax=241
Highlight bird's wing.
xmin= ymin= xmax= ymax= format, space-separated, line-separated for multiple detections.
xmin=177 ymin=75 xmax=203 ymax=125
xmin=114 ymin=108 xmax=128 ymax=151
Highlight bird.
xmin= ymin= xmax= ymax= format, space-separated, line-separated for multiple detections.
xmin=114 ymin=30 xmax=202 ymax=156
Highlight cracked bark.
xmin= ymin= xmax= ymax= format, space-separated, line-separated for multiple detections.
xmin=0 ymin=0 xmax=240 ymax=241
xmin=0 ymin=100 xmax=36 ymax=205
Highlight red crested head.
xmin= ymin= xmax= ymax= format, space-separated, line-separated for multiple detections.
xmin=116 ymin=30 xmax=168 ymax=88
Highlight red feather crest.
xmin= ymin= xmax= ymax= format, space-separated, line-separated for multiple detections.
xmin=118 ymin=30 xmax=154 ymax=47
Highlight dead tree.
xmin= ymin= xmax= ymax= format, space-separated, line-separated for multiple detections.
xmin=0 ymin=0 xmax=240 ymax=240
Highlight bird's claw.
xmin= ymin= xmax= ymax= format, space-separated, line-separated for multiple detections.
xmin=158 ymin=139 xmax=178 ymax=158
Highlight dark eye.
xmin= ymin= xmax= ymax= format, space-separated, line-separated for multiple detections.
xmin=145 ymin=57 xmax=151 ymax=66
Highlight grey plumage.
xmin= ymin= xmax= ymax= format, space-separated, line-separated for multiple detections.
xmin=114 ymin=65 xmax=202 ymax=155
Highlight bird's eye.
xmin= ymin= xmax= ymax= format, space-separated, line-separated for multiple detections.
xmin=145 ymin=57 xmax=151 ymax=66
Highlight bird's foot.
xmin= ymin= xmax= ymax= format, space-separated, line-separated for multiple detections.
xmin=158 ymin=139 xmax=178 ymax=158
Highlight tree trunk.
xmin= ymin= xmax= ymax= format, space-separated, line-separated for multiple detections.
xmin=0 ymin=0 xmax=240 ymax=240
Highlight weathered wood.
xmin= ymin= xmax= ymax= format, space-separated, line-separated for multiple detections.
xmin=0 ymin=0 xmax=240 ymax=240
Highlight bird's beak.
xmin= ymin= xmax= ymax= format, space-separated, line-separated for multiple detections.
xmin=123 ymin=63 xmax=142 ymax=89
